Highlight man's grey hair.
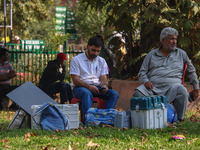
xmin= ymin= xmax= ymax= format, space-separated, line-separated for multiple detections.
xmin=160 ymin=27 xmax=178 ymax=42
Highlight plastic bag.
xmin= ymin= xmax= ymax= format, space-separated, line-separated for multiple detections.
xmin=167 ymin=104 xmax=178 ymax=123
xmin=8 ymin=109 xmax=31 ymax=129
xmin=85 ymin=108 xmax=116 ymax=126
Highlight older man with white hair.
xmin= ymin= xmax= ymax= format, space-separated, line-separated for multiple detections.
xmin=133 ymin=27 xmax=199 ymax=122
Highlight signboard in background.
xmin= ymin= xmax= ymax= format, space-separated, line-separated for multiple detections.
xmin=55 ymin=7 xmax=67 ymax=35
xmin=55 ymin=13 xmax=66 ymax=19
xmin=55 ymin=6 xmax=67 ymax=13
xmin=56 ymin=19 xmax=66 ymax=25
xmin=21 ymin=40 xmax=45 ymax=51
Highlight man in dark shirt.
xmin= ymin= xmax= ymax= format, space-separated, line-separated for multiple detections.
xmin=39 ymin=53 xmax=72 ymax=104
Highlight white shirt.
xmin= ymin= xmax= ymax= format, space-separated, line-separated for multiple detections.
xmin=70 ymin=52 xmax=108 ymax=86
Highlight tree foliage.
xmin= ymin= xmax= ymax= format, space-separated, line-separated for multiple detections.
xmin=0 ymin=0 xmax=54 ymax=38
xmin=75 ymin=2 xmax=114 ymax=43
xmin=0 ymin=0 xmax=69 ymax=49
xmin=80 ymin=0 xmax=200 ymax=79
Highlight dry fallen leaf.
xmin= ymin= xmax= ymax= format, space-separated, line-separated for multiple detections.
xmin=54 ymin=129 xmax=61 ymax=133
xmin=73 ymin=131 xmax=79 ymax=135
xmin=187 ymin=141 xmax=191 ymax=145
xmin=24 ymin=132 xmax=37 ymax=138
xmin=86 ymin=140 xmax=100 ymax=147
xmin=167 ymin=122 xmax=177 ymax=128
xmin=114 ymin=138 xmax=119 ymax=142
xmin=74 ymin=144 xmax=77 ymax=150
xmin=102 ymin=124 xmax=115 ymax=129
xmin=191 ymin=138 xmax=198 ymax=142
xmin=69 ymin=144 xmax=72 ymax=150
xmin=78 ymin=126 xmax=85 ymax=130
xmin=121 ymin=127 xmax=128 ymax=131
xmin=170 ymin=131 xmax=177 ymax=135
xmin=25 ymin=138 xmax=30 ymax=142
xmin=40 ymin=144 xmax=50 ymax=150
xmin=5 ymin=145 xmax=12 ymax=148
xmin=187 ymin=138 xmax=198 ymax=145
xmin=141 ymin=139 xmax=147 ymax=145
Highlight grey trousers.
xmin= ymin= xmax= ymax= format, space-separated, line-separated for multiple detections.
xmin=133 ymin=84 xmax=188 ymax=120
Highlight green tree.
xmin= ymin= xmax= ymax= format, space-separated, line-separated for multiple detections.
xmin=0 ymin=0 xmax=54 ymax=38
xmin=75 ymin=2 xmax=115 ymax=43
xmin=80 ymin=0 xmax=200 ymax=79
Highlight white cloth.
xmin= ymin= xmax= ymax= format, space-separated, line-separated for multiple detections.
xmin=70 ymin=52 xmax=108 ymax=86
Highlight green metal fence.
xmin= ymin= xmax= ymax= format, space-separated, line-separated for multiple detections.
xmin=6 ymin=43 xmax=86 ymax=86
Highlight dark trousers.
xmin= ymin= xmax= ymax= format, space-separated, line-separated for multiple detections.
xmin=0 ymin=84 xmax=18 ymax=109
xmin=41 ymin=81 xmax=72 ymax=104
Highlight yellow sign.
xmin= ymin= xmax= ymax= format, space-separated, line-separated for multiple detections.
xmin=0 ymin=37 xmax=10 ymax=43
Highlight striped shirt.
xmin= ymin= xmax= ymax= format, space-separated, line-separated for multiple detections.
xmin=0 ymin=62 xmax=14 ymax=85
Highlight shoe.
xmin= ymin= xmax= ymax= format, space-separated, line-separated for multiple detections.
xmin=178 ymin=119 xmax=184 ymax=122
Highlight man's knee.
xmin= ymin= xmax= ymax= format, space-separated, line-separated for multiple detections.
xmin=73 ymin=87 xmax=92 ymax=98
xmin=133 ymin=89 xmax=145 ymax=97
xmin=109 ymin=89 xmax=119 ymax=99
xmin=59 ymin=82 xmax=70 ymax=88
xmin=177 ymin=86 xmax=188 ymax=97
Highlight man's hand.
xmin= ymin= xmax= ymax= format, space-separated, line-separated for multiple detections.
xmin=100 ymin=85 xmax=108 ymax=95
xmin=60 ymin=60 xmax=66 ymax=69
xmin=190 ymin=89 xmax=199 ymax=101
xmin=0 ymin=70 xmax=16 ymax=81
xmin=88 ymin=85 xmax=99 ymax=94
xmin=7 ymin=70 xmax=16 ymax=78
xmin=144 ymin=81 xmax=153 ymax=90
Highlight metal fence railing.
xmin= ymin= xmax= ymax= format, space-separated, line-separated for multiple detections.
xmin=6 ymin=43 xmax=86 ymax=86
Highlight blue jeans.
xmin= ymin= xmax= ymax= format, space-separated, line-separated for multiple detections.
xmin=41 ymin=82 xmax=72 ymax=104
xmin=72 ymin=85 xmax=118 ymax=120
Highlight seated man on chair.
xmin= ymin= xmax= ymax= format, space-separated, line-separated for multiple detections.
xmin=39 ymin=53 xmax=72 ymax=104
xmin=133 ymin=27 xmax=199 ymax=122
xmin=0 ymin=48 xmax=18 ymax=110
xmin=70 ymin=36 xmax=119 ymax=121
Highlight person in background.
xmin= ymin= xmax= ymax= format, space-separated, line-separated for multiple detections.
xmin=98 ymin=35 xmax=114 ymax=78
xmin=133 ymin=27 xmax=199 ymax=122
xmin=39 ymin=53 xmax=72 ymax=104
xmin=70 ymin=36 xmax=119 ymax=122
xmin=0 ymin=48 xmax=18 ymax=110
xmin=13 ymin=36 xmax=21 ymax=50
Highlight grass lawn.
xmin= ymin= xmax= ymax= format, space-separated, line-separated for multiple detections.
xmin=0 ymin=109 xmax=200 ymax=150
